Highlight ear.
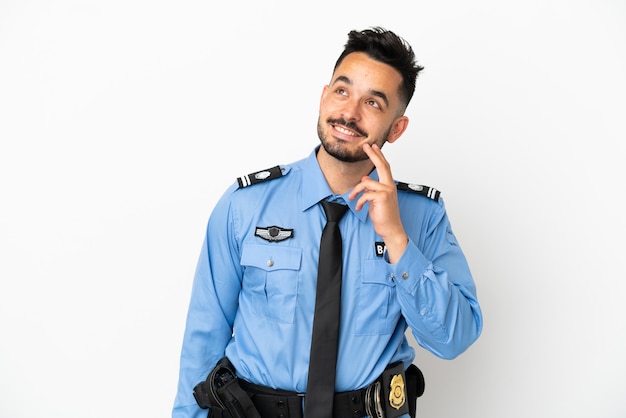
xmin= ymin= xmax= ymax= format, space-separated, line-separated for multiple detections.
xmin=386 ymin=116 xmax=409 ymax=144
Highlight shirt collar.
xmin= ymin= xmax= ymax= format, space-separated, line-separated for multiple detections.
xmin=299 ymin=146 xmax=378 ymax=224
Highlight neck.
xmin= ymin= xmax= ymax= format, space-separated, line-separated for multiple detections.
xmin=316 ymin=146 xmax=374 ymax=195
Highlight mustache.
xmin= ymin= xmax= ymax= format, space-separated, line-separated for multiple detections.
xmin=327 ymin=118 xmax=367 ymax=137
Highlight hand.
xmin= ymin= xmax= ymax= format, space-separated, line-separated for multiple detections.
xmin=348 ymin=143 xmax=408 ymax=263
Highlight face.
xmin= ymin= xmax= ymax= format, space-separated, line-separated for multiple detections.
xmin=317 ymin=52 xmax=409 ymax=163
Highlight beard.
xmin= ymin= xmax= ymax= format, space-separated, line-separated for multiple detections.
xmin=317 ymin=117 xmax=390 ymax=163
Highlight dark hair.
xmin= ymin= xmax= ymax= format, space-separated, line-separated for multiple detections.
xmin=334 ymin=27 xmax=424 ymax=110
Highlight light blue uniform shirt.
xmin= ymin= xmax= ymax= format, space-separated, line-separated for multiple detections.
xmin=173 ymin=148 xmax=482 ymax=418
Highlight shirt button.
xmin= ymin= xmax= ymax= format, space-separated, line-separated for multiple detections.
xmin=419 ymin=309 xmax=426 ymax=316
xmin=402 ymin=272 xmax=409 ymax=279
xmin=267 ymin=259 xmax=274 ymax=267
xmin=389 ymin=273 xmax=395 ymax=281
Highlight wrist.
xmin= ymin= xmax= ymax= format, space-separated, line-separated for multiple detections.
xmin=384 ymin=233 xmax=409 ymax=264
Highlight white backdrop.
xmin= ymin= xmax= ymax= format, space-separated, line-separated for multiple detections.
xmin=1 ymin=1 xmax=625 ymax=417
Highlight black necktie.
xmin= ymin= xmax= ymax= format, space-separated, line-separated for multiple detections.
xmin=304 ymin=200 xmax=348 ymax=418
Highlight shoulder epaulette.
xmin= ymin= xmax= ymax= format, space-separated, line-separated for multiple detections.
xmin=396 ymin=182 xmax=441 ymax=202
xmin=237 ymin=165 xmax=283 ymax=188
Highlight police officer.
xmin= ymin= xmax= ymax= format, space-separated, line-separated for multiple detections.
xmin=173 ymin=27 xmax=482 ymax=418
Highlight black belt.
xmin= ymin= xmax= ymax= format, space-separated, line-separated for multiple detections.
xmin=240 ymin=379 xmax=369 ymax=418
xmin=238 ymin=362 xmax=424 ymax=418
xmin=194 ymin=358 xmax=424 ymax=418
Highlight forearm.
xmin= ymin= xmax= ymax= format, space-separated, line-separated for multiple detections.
xmin=173 ymin=241 xmax=235 ymax=416
xmin=390 ymin=239 xmax=482 ymax=359
xmin=173 ymin=196 xmax=241 ymax=416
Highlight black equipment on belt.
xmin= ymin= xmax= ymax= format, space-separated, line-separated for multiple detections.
xmin=193 ymin=357 xmax=261 ymax=418
xmin=194 ymin=358 xmax=425 ymax=418
xmin=367 ymin=362 xmax=425 ymax=418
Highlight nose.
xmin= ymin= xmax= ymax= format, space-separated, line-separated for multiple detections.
xmin=341 ymin=98 xmax=361 ymax=122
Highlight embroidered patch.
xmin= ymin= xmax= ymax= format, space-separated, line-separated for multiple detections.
xmin=375 ymin=241 xmax=386 ymax=257
xmin=255 ymin=226 xmax=294 ymax=242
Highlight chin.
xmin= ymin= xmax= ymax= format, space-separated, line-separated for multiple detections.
xmin=324 ymin=143 xmax=368 ymax=163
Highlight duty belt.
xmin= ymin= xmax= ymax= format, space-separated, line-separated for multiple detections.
xmin=194 ymin=358 xmax=425 ymax=418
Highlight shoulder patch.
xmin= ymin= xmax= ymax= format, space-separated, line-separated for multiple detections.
xmin=396 ymin=182 xmax=441 ymax=202
xmin=237 ymin=166 xmax=283 ymax=188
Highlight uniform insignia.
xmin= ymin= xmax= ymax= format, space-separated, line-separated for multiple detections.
xmin=375 ymin=241 xmax=386 ymax=257
xmin=389 ymin=373 xmax=406 ymax=410
xmin=237 ymin=166 xmax=283 ymax=188
xmin=255 ymin=226 xmax=294 ymax=242
xmin=396 ymin=182 xmax=441 ymax=202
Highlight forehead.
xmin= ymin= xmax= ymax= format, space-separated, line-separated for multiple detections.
xmin=331 ymin=52 xmax=403 ymax=99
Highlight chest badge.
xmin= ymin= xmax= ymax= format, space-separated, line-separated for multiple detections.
xmin=255 ymin=226 xmax=294 ymax=242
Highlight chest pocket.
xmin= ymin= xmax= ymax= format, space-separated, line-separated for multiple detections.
xmin=356 ymin=259 xmax=401 ymax=335
xmin=240 ymin=244 xmax=302 ymax=323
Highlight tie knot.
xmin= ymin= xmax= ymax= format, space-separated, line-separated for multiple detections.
xmin=321 ymin=200 xmax=348 ymax=223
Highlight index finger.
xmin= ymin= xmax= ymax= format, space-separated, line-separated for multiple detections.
xmin=363 ymin=143 xmax=394 ymax=185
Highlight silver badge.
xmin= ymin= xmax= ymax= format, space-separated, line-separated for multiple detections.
xmin=255 ymin=226 xmax=294 ymax=242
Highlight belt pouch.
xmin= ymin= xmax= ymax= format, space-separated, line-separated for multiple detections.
xmin=193 ymin=357 xmax=261 ymax=418
xmin=216 ymin=377 xmax=262 ymax=418
xmin=404 ymin=364 xmax=425 ymax=418
xmin=380 ymin=362 xmax=410 ymax=418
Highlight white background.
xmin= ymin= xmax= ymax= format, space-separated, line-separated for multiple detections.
xmin=1 ymin=1 xmax=625 ymax=417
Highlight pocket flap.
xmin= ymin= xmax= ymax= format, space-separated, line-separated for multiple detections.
xmin=241 ymin=244 xmax=302 ymax=272
xmin=361 ymin=259 xmax=394 ymax=286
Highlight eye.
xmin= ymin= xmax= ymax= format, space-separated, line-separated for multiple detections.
xmin=335 ymin=87 xmax=348 ymax=96
xmin=366 ymin=99 xmax=381 ymax=109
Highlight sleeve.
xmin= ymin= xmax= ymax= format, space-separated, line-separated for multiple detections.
xmin=172 ymin=188 xmax=242 ymax=418
xmin=389 ymin=198 xmax=483 ymax=360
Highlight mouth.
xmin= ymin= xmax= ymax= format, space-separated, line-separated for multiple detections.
xmin=328 ymin=118 xmax=367 ymax=139
xmin=332 ymin=124 xmax=359 ymax=137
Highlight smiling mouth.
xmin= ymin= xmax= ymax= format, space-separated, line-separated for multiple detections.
xmin=333 ymin=124 xmax=359 ymax=137
xmin=328 ymin=118 xmax=367 ymax=137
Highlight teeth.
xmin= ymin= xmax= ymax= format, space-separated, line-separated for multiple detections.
xmin=335 ymin=125 xmax=357 ymax=136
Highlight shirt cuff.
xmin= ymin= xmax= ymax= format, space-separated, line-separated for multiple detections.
xmin=385 ymin=238 xmax=430 ymax=295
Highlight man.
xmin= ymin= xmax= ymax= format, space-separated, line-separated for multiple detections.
xmin=173 ymin=27 xmax=482 ymax=418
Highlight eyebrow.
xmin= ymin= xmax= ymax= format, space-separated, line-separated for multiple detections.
xmin=332 ymin=75 xmax=390 ymax=108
